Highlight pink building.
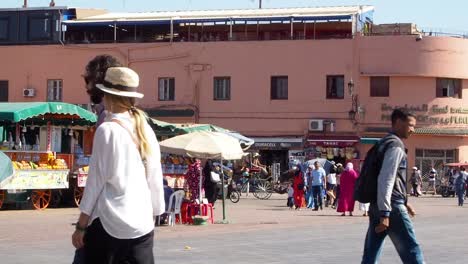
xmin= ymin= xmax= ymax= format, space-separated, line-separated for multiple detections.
xmin=1 ymin=5 xmax=468 ymax=179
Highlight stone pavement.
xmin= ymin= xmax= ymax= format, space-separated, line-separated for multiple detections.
xmin=0 ymin=194 xmax=467 ymax=263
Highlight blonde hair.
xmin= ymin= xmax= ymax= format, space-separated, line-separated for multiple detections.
xmin=104 ymin=94 xmax=152 ymax=160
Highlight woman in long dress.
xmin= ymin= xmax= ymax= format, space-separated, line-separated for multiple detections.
xmin=293 ymin=165 xmax=305 ymax=210
xmin=337 ymin=162 xmax=359 ymax=216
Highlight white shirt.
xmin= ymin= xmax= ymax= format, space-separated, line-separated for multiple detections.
xmin=327 ymin=173 xmax=337 ymax=184
xmin=287 ymin=186 xmax=294 ymax=197
xmin=80 ymin=112 xmax=165 ymax=239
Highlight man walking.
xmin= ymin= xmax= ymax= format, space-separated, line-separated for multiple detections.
xmin=309 ymin=161 xmax=326 ymax=211
xmin=361 ymin=108 xmax=424 ymax=263
xmin=411 ymin=167 xmax=422 ymax=197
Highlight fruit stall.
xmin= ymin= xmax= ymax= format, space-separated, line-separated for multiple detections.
xmin=0 ymin=102 xmax=96 ymax=210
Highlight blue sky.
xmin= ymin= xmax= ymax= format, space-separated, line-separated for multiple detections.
xmin=3 ymin=0 xmax=468 ymax=32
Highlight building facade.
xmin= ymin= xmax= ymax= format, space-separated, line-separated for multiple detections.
xmin=1 ymin=6 xmax=468 ymax=177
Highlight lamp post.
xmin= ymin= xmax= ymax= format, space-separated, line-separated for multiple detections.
xmin=348 ymin=79 xmax=354 ymax=96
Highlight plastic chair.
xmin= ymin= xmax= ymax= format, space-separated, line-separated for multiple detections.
xmin=156 ymin=190 xmax=185 ymax=226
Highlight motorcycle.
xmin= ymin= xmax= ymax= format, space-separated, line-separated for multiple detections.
xmin=217 ymin=177 xmax=240 ymax=203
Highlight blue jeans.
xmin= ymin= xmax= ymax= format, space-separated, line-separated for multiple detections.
xmin=305 ymin=189 xmax=314 ymax=208
xmin=362 ymin=203 xmax=424 ymax=264
xmin=312 ymin=185 xmax=323 ymax=210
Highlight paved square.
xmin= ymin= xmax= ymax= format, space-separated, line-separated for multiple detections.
xmin=0 ymin=194 xmax=467 ymax=263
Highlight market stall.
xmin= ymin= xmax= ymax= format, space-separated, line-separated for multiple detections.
xmin=150 ymin=118 xmax=253 ymax=190
xmin=0 ymin=102 xmax=96 ymax=210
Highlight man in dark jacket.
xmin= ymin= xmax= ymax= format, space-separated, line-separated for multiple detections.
xmin=361 ymin=108 xmax=424 ymax=264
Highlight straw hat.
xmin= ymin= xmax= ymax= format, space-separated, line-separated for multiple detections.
xmin=95 ymin=67 xmax=144 ymax=98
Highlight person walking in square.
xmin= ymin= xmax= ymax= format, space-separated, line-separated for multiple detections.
xmin=411 ymin=167 xmax=422 ymax=197
xmin=287 ymin=182 xmax=294 ymax=209
xmin=309 ymin=161 xmax=326 ymax=211
xmin=292 ymin=165 xmax=305 ymax=210
xmin=71 ymin=67 xmax=165 ymax=263
xmin=337 ymin=163 xmax=358 ymax=216
xmin=304 ymin=165 xmax=315 ymax=209
xmin=456 ymin=167 xmax=468 ymax=206
xmin=361 ymin=108 xmax=424 ymax=264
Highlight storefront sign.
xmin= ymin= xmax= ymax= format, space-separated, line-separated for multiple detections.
xmin=0 ymin=169 xmax=69 ymax=190
xmin=306 ymin=135 xmax=359 ymax=148
xmin=252 ymin=141 xmax=303 ymax=150
xmin=381 ymin=104 xmax=468 ymax=125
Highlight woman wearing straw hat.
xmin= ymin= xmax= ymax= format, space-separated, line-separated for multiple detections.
xmin=71 ymin=67 xmax=165 ymax=263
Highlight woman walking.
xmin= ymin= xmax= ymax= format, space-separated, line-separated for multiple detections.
xmin=337 ymin=163 xmax=358 ymax=216
xmin=293 ymin=165 xmax=305 ymax=210
xmin=71 ymin=67 xmax=165 ymax=263
xmin=456 ymin=167 xmax=468 ymax=206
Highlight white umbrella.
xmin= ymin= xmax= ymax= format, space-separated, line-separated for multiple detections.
xmin=159 ymin=131 xmax=245 ymax=160
xmin=159 ymin=131 xmax=245 ymax=222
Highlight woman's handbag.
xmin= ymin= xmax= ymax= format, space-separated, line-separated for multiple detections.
xmin=210 ymin=171 xmax=221 ymax=183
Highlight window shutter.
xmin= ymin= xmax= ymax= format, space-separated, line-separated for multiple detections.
xmin=271 ymin=77 xmax=277 ymax=99
xmin=169 ymin=78 xmax=175 ymax=100
xmin=436 ymin=78 xmax=443 ymax=97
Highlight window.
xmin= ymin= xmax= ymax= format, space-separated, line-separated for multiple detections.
xmin=213 ymin=77 xmax=231 ymax=100
xmin=158 ymin=78 xmax=175 ymax=101
xmin=0 ymin=18 xmax=9 ymax=40
xmin=0 ymin=80 xmax=8 ymax=102
xmin=28 ymin=16 xmax=52 ymax=41
xmin=436 ymin=78 xmax=462 ymax=98
xmin=326 ymin=75 xmax=344 ymax=99
xmin=47 ymin=79 xmax=62 ymax=102
xmin=271 ymin=76 xmax=288 ymax=100
xmin=370 ymin=76 xmax=390 ymax=97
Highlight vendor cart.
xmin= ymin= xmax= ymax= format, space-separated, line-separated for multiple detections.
xmin=0 ymin=102 xmax=96 ymax=210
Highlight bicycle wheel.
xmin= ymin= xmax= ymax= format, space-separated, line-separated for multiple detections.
xmin=253 ymin=180 xmax=273 ymax=200
xmin=229 ymin=191 xmax=240 ymax=203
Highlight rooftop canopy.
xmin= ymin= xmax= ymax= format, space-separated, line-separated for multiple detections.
xmin=63 ymin=5 xmax=374 ymax=25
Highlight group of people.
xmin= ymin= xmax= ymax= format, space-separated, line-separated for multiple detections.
xmin=411 ymin=165 xmax=468 ymax=206
xmin=287 ymin=161 xmax=369 ymax=216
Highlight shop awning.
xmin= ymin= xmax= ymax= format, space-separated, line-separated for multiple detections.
xmin=0 ymin=102 xmax=97 ymax=125
xmin=414 ymin=127 xmax=468 ymax=136
xmin=360 ymin=137 xmax=381 ymax=145
xmin=306 ymin=135 xmax=359 ymax=147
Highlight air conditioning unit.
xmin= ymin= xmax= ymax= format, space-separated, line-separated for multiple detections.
xmin=309 ymin=119 xmax=324 ymax=132
xmin=23 ymin=88 xmax=36 ymax=97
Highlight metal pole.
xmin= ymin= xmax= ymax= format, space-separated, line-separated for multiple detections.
xmin=290 ymin=18 xmax=294 ymax=39
xmin=170 ymin=18 xmax=174 ymax=42
xmin=221 ymin=158 xmax=226 ymax=221
xmin=229 ymin=18 xmax=233 ymax=40
xmin=113 ymin=21 xmax=117 ymax=43
xmin=259 ymin=0 xmax=262 ymax=9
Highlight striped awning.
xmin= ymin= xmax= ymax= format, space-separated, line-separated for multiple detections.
xmin=414 ymin=127 xmax=468 ymax=136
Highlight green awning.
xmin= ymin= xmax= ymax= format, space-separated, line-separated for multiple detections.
xmin=0 ymin=102 xmax=97 ymax=125
xmin=360 ymin=137 xmax=381 ymax=145
xmin=149 ymin=118 xmax=229 ymax=136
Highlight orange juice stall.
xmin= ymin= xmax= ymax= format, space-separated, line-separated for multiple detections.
xmin=0 ymin=102 xmax=96 ymax=210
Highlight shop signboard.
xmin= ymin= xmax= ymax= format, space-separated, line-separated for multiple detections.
xmin=0 ymin=169 xmax=69 ymax=190
xmin=251 ymin=140 xmax=303 ymax=150
xmin=381 ymin=103 xmax=468 ymax=125
xmin=305 ymin=135 xmax=359 ymax=148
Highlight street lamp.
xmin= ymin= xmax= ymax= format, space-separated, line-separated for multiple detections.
xmin=348 ymin=79 xmax=354 ymax=96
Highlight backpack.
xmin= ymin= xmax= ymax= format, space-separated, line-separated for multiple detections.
xmin=354 ymin=135 xmax=399 ymax=203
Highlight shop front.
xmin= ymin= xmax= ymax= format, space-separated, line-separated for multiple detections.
xmin=305 ymin=134 xmax=360 ymax=166
xmin=249 ymin=137 xmax=303 ymax=172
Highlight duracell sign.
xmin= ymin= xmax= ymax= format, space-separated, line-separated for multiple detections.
xmin=252 ymin=141 xmax=302 ymax=150
xmin=381 ymin=103 xmax=468 ymax=125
